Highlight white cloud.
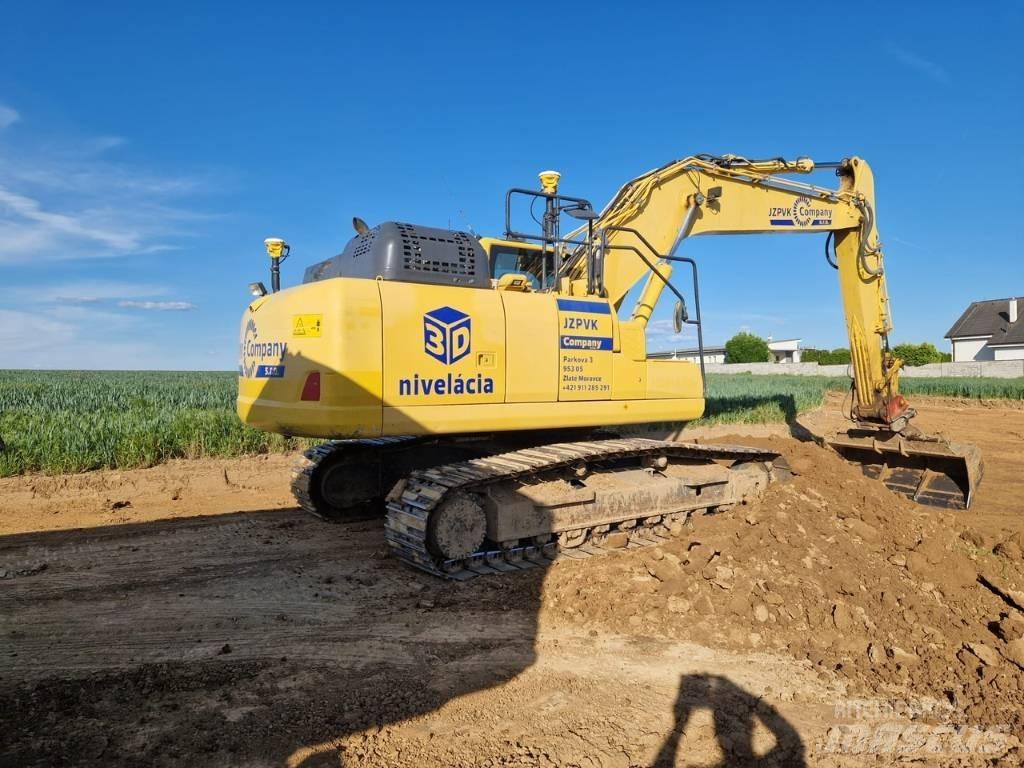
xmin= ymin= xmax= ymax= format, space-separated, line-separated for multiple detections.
xmin=885 ymin=42 xmax=950 ymax=84
xmin=49 ymin=304 xmax=138 ymax=325
xmin=645 ymin=317 xmax=697 ymax=353
xmin=0 ymin=104 xmax=19 ymax=130
xmin=0 ymin=108 xmax=213 ymax=369
xmin=84 ymin=136 xmax=126 ymax=153
xmin=0 ymin=308 xmax=76 ymax=354
xmin=118 ymin=300 xmax=195 ymax=311
xmin=18 ymin=279 xmax=170 ymax=303
xmin=0 ymin=111 xmax=215 ymax=263
xmin=6 ymin=160 xmax=207 ymax=198
xmin=0 ymin=306 xmax=209 ymax=370
xmin=0 ymin=186 xmax=142 ymax=250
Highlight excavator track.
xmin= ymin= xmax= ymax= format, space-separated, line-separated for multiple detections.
xmin=384 ymin=438 xmax=787 ymax=579
xmin=292 ymin=437 xmax=425 ymax=521
xmin=291 ymin=429 xmax=617 ymax=522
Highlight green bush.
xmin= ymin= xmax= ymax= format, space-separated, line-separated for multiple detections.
xmin=803 ymin=348 xmax=851 ymax=365
xmin=892 ymin=342 xmax=946 ymax=367
xmin=725 ymin=332 xmax=771 ymax=364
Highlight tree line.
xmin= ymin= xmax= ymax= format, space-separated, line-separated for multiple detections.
xmin=723 ymin=333 xmax=952 ymax=366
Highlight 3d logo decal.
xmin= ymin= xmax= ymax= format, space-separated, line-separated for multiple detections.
xmin=423 ymin=306 xmax=471 ymax=365
xmin=399 ymin=306 xmax=493 ymax=397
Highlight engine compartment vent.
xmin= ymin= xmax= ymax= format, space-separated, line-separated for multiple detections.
xmin=303 ymin=221 xmax=490 ymax=288
xmin=397 ymin=222 xmax=477 ymax=276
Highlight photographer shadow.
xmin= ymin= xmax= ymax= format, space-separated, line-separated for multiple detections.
xmin=653 ymin=674 xmax=805 ymax=767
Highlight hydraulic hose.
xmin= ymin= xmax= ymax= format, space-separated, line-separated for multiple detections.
xmin=855 ymin=200 xmax=884 ymax=276
xmin=824 ymin=231 xmax=838 ymax=269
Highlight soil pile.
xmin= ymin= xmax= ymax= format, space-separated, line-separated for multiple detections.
xmin=540 ymin=437 xmax=1024 ymax=743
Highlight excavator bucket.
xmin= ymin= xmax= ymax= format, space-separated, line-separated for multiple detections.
xmin=825 ymin=429 xmax=983 ymax=510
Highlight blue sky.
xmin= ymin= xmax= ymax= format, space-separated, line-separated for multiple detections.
xmin=1 ymin=1 xmax=1021 ymax=369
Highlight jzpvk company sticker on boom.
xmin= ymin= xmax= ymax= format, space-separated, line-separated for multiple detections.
xmin=769 ymin=196 xmax=834 ymax=227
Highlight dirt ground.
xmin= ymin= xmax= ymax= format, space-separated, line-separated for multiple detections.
xmin=2 ymin=395 xmax=1023 ymax=767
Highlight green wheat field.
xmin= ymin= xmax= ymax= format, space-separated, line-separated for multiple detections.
xmin=1 ymin=370 xmax=1021 ymax=477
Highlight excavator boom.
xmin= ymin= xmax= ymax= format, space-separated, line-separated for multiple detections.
xmin=563 ymin=154 xmax=981 ymax=508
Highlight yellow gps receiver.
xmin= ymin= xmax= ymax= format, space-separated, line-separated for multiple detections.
xmin=263 ymin=237 xmax=290 ymax=292
xmin=264 ymin=237 xmax=289 ymax=260
xmin=538 ymin=170 xmax=561 ymax=195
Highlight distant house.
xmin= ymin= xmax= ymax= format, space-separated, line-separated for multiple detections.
xmin=767 ymin=338 xmax=802 ymax=363
xmin=648 ymin=346 xmax=727 ymax=364
xmin=945 ymin=297 xmax=1024 ymax=362
xmin=648 ymin=338 xmax=802 ymax=364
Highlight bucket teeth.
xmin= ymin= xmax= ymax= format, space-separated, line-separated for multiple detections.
xmin=826 ymin=429 xmax=983 ymax=510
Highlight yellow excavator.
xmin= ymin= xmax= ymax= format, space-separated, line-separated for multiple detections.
xmin=238 ymin=154 xmax=981 ymax=578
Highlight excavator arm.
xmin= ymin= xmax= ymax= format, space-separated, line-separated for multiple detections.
xmin=563 ymin=154 xmax=981 ymax=507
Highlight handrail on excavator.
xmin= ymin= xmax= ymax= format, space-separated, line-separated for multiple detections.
xmin=599 ymin=225 xmax=707 ymax=394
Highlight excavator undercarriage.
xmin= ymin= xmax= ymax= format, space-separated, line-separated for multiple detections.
xmin=291 ymin=429 xmax=618 ymax=521
xmin=292 ymin=434 xmax=790 ymax=578
xmin=382 ymin=438 xmax=788 ymax=579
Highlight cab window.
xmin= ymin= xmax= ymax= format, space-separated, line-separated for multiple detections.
xmin=490 ymin=245 xmax=548 ymax=290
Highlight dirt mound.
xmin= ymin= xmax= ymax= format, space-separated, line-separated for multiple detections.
xmin=539 ymin=436 xmax=1024 ymax=745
